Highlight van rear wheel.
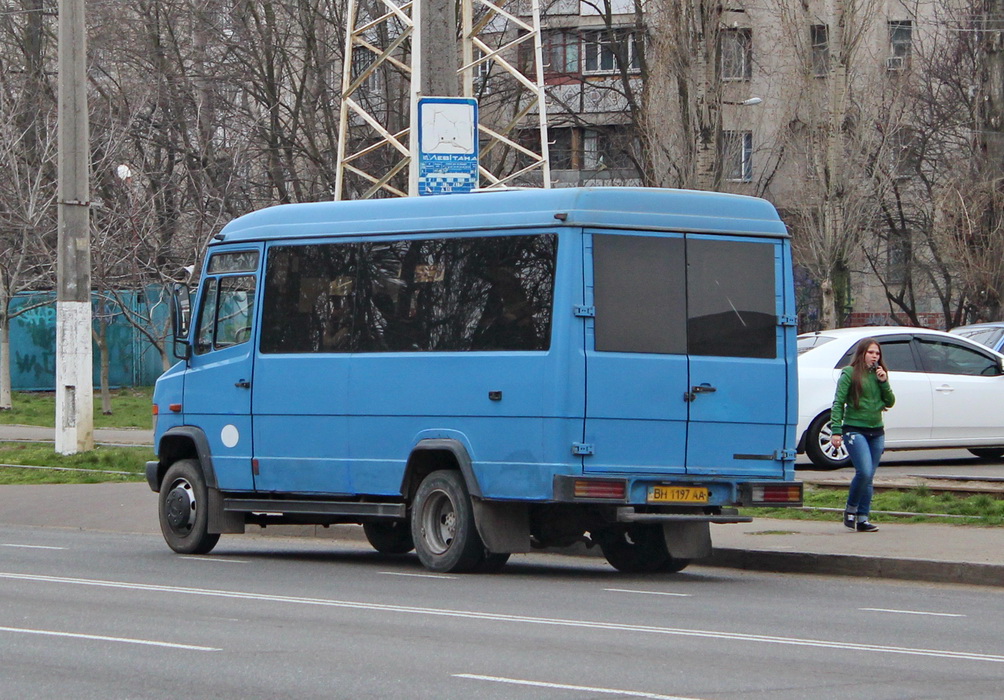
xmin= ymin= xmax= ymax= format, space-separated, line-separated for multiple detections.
xmin=363 ymin=521 xmax=415 ymax=554
xmin=158 ymin=459 xmax=220 ymax=555
xmin=411 ymin=470 xmax=486 ymax=573
xmin=597 ymin=524 xmax=687 ymax=573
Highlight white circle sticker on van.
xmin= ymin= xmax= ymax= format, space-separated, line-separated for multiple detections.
xmin=221 ymin=424 xmax=240 ymax=448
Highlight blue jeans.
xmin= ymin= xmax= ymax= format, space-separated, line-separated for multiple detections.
xmin=844 ymin=430 xmax=885 ymax=516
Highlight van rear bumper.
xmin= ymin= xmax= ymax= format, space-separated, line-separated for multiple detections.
xmin=615 ymin=507 xmax=752 ymax=524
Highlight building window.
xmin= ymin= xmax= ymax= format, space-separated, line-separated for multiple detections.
xmin=720 ymin=28 xmax=752 ymax=81
xmin=541 ymin=30 xmax=580 ymax=77
xmin=886 ymin=229 xmax=911 ymax=284
xmin=810 ymin=24 xmax=829 ymax=77
xmin=547 ymin=126 xmax=636 ymax=171
xmin=549 ymin=128 xmax=574 ymax=169
xmin=473 ymin=48 xmax=493 ymax=93
xmin=583 ymin=127 xmax=635 ymax=169
xmin=582 ymin=30 xmax=641 ymax=75
xmin=350 ymin=50 xmax=382 ymax=94
xmin=887 ymin=20 xmax=912 ymax=70
xmin=890 ymin=128 xmax=919 ymax=178
xmin=723 ymin=130 xmax=753 ymax=182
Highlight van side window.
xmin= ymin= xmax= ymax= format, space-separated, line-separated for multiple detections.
xmin=260 ymin=234 xmax=557 ymax=354
xmin=194 ymin=276 xmax=256 ymax=354
xmin=593 ymin=234 xmax=687 ymax=354
xmin=686 ymin=239 xmax=776 ymax=359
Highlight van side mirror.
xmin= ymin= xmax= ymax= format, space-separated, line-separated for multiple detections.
xmin=171 ymin=283 xmax=192 ymax=360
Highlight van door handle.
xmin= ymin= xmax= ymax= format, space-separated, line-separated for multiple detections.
xmin=684 ymin=384 xmax=716 ymax=402
xmin=235 ymin=380 xmax=251 ymax=389
xmin=934 ymin=384 xmax=954 ymax=393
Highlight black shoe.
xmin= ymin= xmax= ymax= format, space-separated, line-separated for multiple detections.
xmin=843 ymin=511 xmax=856 ymax=530
xmin=856 ymin=520 xmax=879 ymax=532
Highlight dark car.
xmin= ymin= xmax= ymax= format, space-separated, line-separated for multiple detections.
xmin=950 ymin=322 xmax=1004 ymax=354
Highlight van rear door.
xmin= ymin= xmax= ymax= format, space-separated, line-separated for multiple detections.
xmin=583 ymin=231 xmax=689 ymax=475
xmin=684 ymin=235 xmax=790 ymax=477
xmin=584 ymin=231 xmax=792 ymax=477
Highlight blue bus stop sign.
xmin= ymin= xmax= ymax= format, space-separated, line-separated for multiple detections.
xmin=417 ymin=97 xmax=479 ymax=196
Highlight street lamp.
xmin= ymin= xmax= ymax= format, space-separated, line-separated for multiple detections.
xmin=722 ymin=97 xmax=762 ymax=106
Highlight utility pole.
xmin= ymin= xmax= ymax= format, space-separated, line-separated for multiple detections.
xmin=335 ymin=0 xmax=550 ymax=199
xmin=55 ymin=0 xmax=93 ymax=454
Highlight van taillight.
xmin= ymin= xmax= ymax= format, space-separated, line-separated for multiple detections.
xmin=573 ymin=479 xmax=626 ymax=500
xmin=747 ymin=482 xmax=803 ymax=506
xmin=152 ymin=404 xmax=158 ymax=416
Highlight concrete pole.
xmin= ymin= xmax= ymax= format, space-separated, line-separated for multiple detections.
xmin=421 ymin=0 xmax=459 ymax=96
xmin=409 ymin=0 xmax=460 ymax=195
xmin=55 ymin=0 xmax=94 ymax=453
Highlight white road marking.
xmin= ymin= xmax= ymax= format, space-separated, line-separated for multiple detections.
xmin=605 ymin=588 xmax=692 ymax=597
xmin=181 ymin=557 xmax=250 ymax=564
xmin=0 ymin=544 xmax=66 ymax=550
xmin=1 ymin=572 xmax=1000 ymax=664
xmin=378 ymin=571 xmax=456 ymax=579
xmin=0 ymin=625 xmax=219 ymax=651
xmin=860 ymin=608 xmax=966 ymax=618
xmin=454 ymin=673 xmax=704 ymax=699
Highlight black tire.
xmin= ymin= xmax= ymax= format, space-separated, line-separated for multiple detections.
xmin=411 ymin=470 xmax=486 ymax=573
xmin=478 ymin=552 xmax=511 ymax=574
xmin=158 ymin=459 xmax=220 ymax=555
xmin=363 ymin=521 xmax=415 ymax=554
xmin=968 ymin=448 xmax=1004 ymax=460
xmin=804 ymin=412 xmax=850 ymax=470
xmin=597 ymin=524 xmax=686 ymax=574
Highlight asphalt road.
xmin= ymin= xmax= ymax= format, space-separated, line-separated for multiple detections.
xmin=3 ymin=525 xmax=1004 ymax=699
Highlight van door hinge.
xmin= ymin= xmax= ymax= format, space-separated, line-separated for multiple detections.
xmin=572 ymin=443 xmax=594 ymax=456
xmin=777 ymin=314 xmax=797 ymax=327
xmin=573 ymin=305 xmax=595 ymax=318
xmin=775 ymin=448 xmax=797 ymax=461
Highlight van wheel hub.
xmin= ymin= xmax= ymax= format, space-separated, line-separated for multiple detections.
xmin=165 ymin=480 xmax=196 ymax=532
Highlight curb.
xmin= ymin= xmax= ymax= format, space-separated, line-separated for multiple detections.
xmin=704 ymin=548 xmax=1004 ymax=587
xmin=241 ymin=523 xmax=1004 ymax=587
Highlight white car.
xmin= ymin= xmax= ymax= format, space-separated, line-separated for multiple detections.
xmin=797 ymin=326 xmax=1004 ymax=469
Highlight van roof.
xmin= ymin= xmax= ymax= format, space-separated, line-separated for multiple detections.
xmin=213 ymin=187 xmax=789 ymax=244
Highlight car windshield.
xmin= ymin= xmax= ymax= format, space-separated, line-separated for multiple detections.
xmin=796 ymin=334 xmax=836 ymax=355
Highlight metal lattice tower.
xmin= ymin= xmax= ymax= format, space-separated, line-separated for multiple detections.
xmin=334 ymin=0 xmax=550 ymax=199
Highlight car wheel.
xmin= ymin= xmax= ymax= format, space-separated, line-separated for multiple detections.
xmin=596 ymin=524 xmax=680 ymax=573
xmin=158 ymin=459 xmax=221 ymax=555
xmin=804 ymin=412 xmax=850 ymax=470
xmin=968 ymin=448 xmax=1004 ymax=460
xmin=411 ymin=470 xmax=486 ymax=573
xmin=363 ymin=521 xmax=415 ymax=554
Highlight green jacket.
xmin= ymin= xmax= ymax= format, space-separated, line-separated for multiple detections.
xmin=830 ymin=365 xmax=895 ymax=435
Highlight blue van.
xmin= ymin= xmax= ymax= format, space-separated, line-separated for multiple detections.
xmin=147 ymin=187 xmax=802 ymax=574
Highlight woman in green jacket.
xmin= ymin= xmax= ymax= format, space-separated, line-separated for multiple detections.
xmin=829 ymin=338 xmax=896 ymax=532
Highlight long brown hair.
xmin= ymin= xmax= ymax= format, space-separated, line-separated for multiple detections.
xmin=847 ymin=337 xmax=886 ymax=408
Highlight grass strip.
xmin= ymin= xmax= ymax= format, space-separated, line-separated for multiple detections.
xmin=0 ymin=388 xmax=154 ymax=429
xmin=749 ymin=486 xmax=1004 ymax=526
xmin=0 ymin=442 xmax=149 ymax=485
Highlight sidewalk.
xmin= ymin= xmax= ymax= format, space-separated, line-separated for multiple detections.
xmin=0 ymin=424 xmax=154 ymax=447
xmin=2 ymin=423 xmax=1002 ymax=586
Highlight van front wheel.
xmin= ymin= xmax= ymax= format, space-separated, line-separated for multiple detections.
xmin=158 ymin=459 xmax=220 ymax=555
xmin=411 ymin=470 xmax=485 ymax=573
